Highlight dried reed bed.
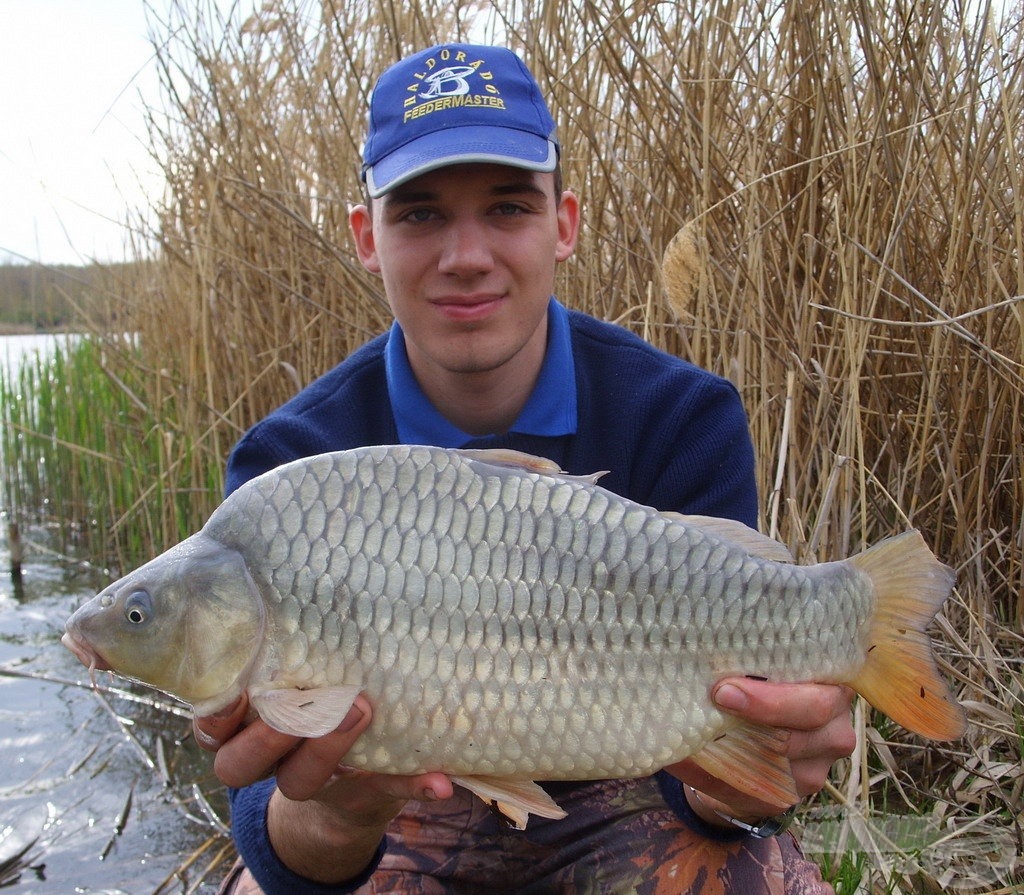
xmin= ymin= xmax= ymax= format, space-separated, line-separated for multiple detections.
xmin=61 ymin=0 xmax=1023 ymax=888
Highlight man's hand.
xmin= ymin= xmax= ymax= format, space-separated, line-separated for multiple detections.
xmin=193 ymin=694 xmax=454 ymax=884
xmin=666 ymin=679 xmax=856 ymax=826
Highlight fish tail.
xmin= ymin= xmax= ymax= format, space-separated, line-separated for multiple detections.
xmin=848 ymin=530 xmax=966 ymax=740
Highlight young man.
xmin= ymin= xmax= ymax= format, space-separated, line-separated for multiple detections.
xmin=201 ymin=44 xmax=855 ymax=894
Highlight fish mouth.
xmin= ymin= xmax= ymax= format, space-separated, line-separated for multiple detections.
xmin=61 ymin=629 xmax=111 ymax=674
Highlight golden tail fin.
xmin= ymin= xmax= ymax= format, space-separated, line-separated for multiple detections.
xmin=848 ymin=530 xmax=966 ymax=740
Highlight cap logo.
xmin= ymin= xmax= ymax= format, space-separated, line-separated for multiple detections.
xmin=420 ymin=66 xmax=477 ymax=98
xmin=402 ymin=50 xmax=506 ymax=123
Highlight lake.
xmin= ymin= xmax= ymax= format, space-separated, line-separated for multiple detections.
xmin=0 ymin=333 xmax=82 ymax=378
xmin=0 ymin=333 xmax=231 ymax=893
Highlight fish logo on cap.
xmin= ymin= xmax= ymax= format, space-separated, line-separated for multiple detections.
xmin=420 ymin=64 xmax=484 ymax=97
xmin=401 ymin=53 xmax=509 ymax=124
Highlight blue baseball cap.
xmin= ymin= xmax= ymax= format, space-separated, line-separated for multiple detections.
xmin=362 ymin=44 xmax=559 ymax=198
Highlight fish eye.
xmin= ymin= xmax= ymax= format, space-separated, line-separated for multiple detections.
xmin=124 ymin=590 xmax=153 ymax=626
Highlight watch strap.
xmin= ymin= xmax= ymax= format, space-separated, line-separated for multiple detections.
xmin=687 ymin=786 xmax=798 ymax=839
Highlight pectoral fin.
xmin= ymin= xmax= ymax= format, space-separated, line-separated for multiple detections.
xmin=251 ymin=685 xmax=362 ymax=738
xmin=449 ymin=775 xmax=567 ymax=830
xmin=688 ymin=721 xmax=798 ymax=811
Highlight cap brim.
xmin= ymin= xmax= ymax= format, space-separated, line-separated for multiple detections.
xmin=365 ymin=125 xmax=558 ymax=198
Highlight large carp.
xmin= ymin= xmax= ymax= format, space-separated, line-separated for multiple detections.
xmin=63 ymin=445 xmax=965 ymax=827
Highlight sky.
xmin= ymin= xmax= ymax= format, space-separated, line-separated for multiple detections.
xmin=0 ymin=1 xmax=252 ymax=267
xmin=1 ymin=1 xmax=165 ymax=266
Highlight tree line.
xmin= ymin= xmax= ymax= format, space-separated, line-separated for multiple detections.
xmin=0 ymin=262 xmax=136 ymax=332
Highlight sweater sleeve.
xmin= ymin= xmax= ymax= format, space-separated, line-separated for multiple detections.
xmin=654 ymin=772 xmax=751 ymax=843
xmin=228 ymin=780 xmax=387 ymax=895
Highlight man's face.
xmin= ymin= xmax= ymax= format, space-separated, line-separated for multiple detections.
xmin=351 ymin=163 xmax=578 ymax=389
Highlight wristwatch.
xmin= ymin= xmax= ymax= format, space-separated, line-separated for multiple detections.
xmin=688 ymin=786 xmax=798 ymax=838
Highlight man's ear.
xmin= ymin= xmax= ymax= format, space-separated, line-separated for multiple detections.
xmin=555 ymin=190 xmax=580 ymax=262
xmin=349 ymin=204 xmax=381 ymax=273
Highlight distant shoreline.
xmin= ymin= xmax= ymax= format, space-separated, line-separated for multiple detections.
xmin=0 ymin=324 xmax=74 ymax=336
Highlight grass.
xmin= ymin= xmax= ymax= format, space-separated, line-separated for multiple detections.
xmin=0 ymin=833 xmax=42 ymax=889
xmin=0 ymin=332 xmax=223 ymax=571
xmin=1 ymin=0 xmax=1022 ymax=890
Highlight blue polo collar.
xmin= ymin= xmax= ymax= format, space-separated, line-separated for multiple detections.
xmin=385 ymin=297 xmax=577 ymax=447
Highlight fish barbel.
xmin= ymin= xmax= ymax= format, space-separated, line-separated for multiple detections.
xmin=63 ymin=445 xmax=965 ymax=827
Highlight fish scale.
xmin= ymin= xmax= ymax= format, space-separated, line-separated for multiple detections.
xmin=64 ymin=443 xmax=965 ymax=827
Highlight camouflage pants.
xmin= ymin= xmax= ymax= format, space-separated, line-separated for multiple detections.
xmin=218 ymin=777 xmax=833 ymax=894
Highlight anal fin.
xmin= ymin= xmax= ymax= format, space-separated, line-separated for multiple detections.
xmin=449 ymin=775 xmax=567 ymax=830
xmin=689 ymin=721 xmax=798 ymax=811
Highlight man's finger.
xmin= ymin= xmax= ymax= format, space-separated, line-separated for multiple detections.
xmin=370 ymin=771 xmax=454 ymax=804
xmin=213 ymin=721 xmax=303 ymax=789
xmin=712 ymin=679 xmax=854 ymax=730
xmin=275 ymin=701 xmax=373 ymax=800
xmin=193 ymin=696 xmax=248 ymax=751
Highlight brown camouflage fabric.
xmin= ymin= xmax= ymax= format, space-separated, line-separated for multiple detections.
xmin=217 ymin=777 xmax=832 ymax=894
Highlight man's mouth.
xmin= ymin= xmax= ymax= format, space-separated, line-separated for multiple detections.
xmin=430 ymin=294 xmax=506 ymax=321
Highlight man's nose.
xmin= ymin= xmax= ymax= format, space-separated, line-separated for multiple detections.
xmin=438 ymin=220 xmax=495 ymax=276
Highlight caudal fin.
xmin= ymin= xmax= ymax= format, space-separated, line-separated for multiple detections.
xmin=848 ymin=530 xmax=966 ymax=740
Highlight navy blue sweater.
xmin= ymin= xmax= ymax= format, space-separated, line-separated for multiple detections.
xmin=227 ymin=310 xmax=757 ymax=525
xmin=224 ymin=309 xmax=759 ymax=893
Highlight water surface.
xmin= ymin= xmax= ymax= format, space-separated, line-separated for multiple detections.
xmin=0 ymin=333 xmax=77 ymax=371
xmin=1 ymin=333 xmax=231 ymax=893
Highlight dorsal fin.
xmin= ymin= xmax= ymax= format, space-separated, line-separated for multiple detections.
xmin=454 ymin=448 xmax=607 ymax=485
xmin=662 ymin=514 xmax=794 ymax=562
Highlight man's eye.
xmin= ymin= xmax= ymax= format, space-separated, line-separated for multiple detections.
xmin=493 ymin=203 xmax=526 ymax=216
xmin=402 ymin=208 xmax=437 ymax=223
